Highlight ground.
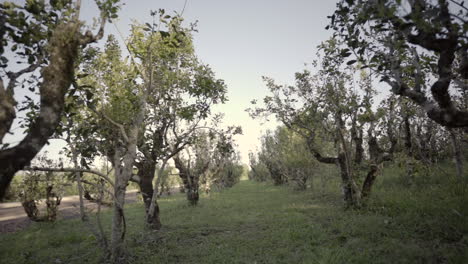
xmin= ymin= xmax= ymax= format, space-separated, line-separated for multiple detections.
xmin=0 ymin=190 xmax=139 ymax=233
xmin=0 ymin=171 xmax=467 ymax=263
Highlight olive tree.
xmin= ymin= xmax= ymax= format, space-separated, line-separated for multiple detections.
xmin=122 ymin=15 xmax=228 ymax=229
xmin=328 ymin=0 xmax=468 ymax=128
xmin=250 ymin=39 xmax=394 ymax=207
xmin=174 ymin=128 xmax=240 ymax=206
xmin=253 ymin=127 xmax=318 ymax=190
xmin=0 ymin=0 xmax=120 ymax=200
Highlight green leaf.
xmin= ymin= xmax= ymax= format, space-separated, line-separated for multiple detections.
xmin=340 ymin=49 xmax=351 ymax=57
xmin=159 ymin=31 xmax=170 ymax=38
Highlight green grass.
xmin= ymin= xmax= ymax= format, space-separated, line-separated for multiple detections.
xmin=1 ymin=166 xmax=467 ymax=263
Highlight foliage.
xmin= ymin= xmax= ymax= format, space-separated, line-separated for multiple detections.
xmin=250 ymin=127 xmax=317 ymax=190
xmin=203 ymin=149 xmax=244 ymax=191
xmin=18 ymin=154 xmax=68 ymax=222
xmin=248 ymin=152 xmax=271 ymax=182
xmin=155 ymin=166 xmax=181 ymax=196
xmin=328 ymin=0 xmax=468 ymax=127
xmin=249 ymin=38 xmax=396 ymax=206
xmin=175 ymin=128 xmax=241 ymax=205
xmin=0 ymin=0 xmax=121 ymax=200
xmin=1 ymin=2 xmax=467 ymax=263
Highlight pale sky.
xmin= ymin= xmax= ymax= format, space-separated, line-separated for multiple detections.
xmin=4 ymin=0 xmax=340 ymax=164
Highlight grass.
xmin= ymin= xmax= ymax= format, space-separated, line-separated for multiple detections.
xmin=1 ymin=165 xmax=467 ymax=263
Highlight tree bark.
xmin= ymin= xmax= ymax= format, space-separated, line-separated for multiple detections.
xmin=337 ymin=153 xmax=358 ymax=207
xmin=185 ymin=172 xmax=200 ymax=206
xmin=174 ymin=156 xmax=200 ymax=206
xmin=0 ymin=83 xmax=16 ymax=144
xmin=351 ymin=122 xmax=363 ymax=165
xmin=71 ymin=144 xmax=88 ymax=222
xmin=110 ymin=183 xmax=126 ymax=263
xmin=21 ymin=200 xmax=41 ymax=221
xmin=136 ymin=161 xmax=156 ymax=213
xmin=450 ymin=129 xmax=464 ymax=180
xmin=146 ymin=198 xmax=161 ymax=230
xmin=135 ymin=161 xmax=162 ymax=230
xmin=362 ymin=132 xmax=393 ymax=200
xmin=0 ymin=22 xmax=81 ymax=200
xmin=361 ymin=165 xmax=379 ymax=199
xmin=109 ymin=89 xmax=145 ymax=262
xmin=403 ymin=109 xmax=413 ymax=157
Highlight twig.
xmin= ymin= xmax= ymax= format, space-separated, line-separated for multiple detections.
xmin=448 ymin=0 xmax=468 ymax=12
xmin=6 ymin=59 xmax=43 ymax=93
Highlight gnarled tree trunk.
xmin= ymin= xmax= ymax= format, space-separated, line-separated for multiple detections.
xmin=337 ymin=153 xmax=360 ymax=207
xmin=136 ymin=162 xmax=156 ymax=213
xmin=361 ymin=164 xmax=379 ymax=199
xmin=174 ymin=156 xmax=201 ymax=206
xmin=135 ymin=160 xmax=161 ymax=230
xmin=361 ymin=131 xmax=393 ymax=200
xmin=0 ymin=22 xmax=81 ymax=200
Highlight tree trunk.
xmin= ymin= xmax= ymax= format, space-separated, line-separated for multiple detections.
xmin=180 ymin=171 xmax=199 ymax=206
xmin=21 ymin=200 xmax=40 ymax=221
xmin=361 ymin=165 xmax=379 ymax=199
xmin=266 ymin=161 xmax=286 ymax=185
xmin=187 ymin=185 xmax=199 ymax=206
xmin=403 ymin=114 xmax=413 ymax=157
xmin=336 ymin=115 xmax=361 ymax=208
xmin=45 ymin=185 xmax=61 ymax=222
xmin=137 ymin=162 xmax=156 ymax=213
xmin=174 ymin=156 xmax=201 ymax=206
xmin=337 ymin=154 xmax=354 ymax=206
xmin=351 ymin=124 xmax=363 ymax=165
xmin=337 ymin=153 xmax=360 ymax=207
xmin=146 ymin=199 xmax=161 ymax=230
xmin=0 ymin=22 xmax=81 ymax=200
xmin=450 ymin=129 xmax=464 ymax=180
xmin=110 ymin=143 xmax=137 ymax=263
xmin=145 ymin=160 xmax=171 ymax=231
xmin=110 ymin=183 xmax=126 ymax=264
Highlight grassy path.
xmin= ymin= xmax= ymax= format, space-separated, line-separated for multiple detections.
xmin=0 ymin=180 xmax=466 ymax=263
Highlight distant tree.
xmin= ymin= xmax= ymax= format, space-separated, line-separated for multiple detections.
xmin=202 ymin=139 xmax=243 ymax=192
xmin=250 ymin=39 xmax=394 ymax=207
xmin=174 ymin=129 xmax=239 ymax=206
xmin=248 ymin=152 xmax=270 ymax=182
xmin=258 ymin=130 xmax=288 ymax=186
xmin=267 ymin=127 xmax=317 ymax=190
xmin=18 ymin=154 xmax=66 ymax=222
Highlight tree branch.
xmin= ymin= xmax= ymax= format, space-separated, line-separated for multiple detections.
xmin=6 ymin=59 xmax=43 ymax=93
xmin=90 ymin=107 xmax=129 ymax=143
xmin=23 ymin=166 xmax=115 ymax=187
xmin=79 ymin=5 xmax=107 ymax=45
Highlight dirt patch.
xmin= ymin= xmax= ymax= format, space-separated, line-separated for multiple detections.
xmin=0 ymin=190 xmax=140 ymax=234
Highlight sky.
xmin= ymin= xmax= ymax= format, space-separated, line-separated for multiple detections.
xmin=4 ymin=0 xmax=340 ymax=164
